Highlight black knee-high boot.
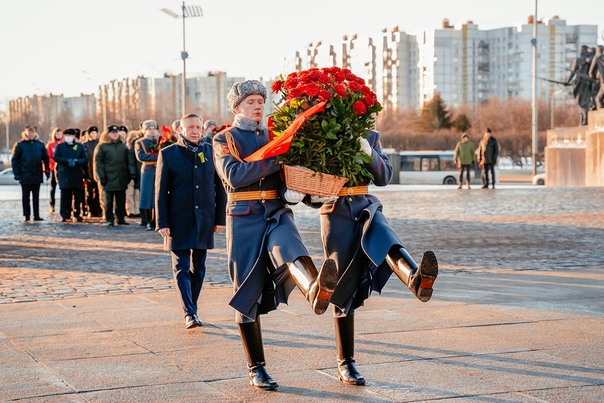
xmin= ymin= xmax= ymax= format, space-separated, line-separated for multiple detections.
xmin=335 ymin=314 xmax=365 ymax=386
xmin=288 ymin=257 xmax=338 ymax=315
xmin=238 ymin=318 xmax=278 ymax=390
xmin=386 ymin=247 xmax=438 ymax=302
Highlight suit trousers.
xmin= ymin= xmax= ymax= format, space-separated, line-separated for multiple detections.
xmin=60 ymin=187 xmax=83 ymax=219
xmin=171 ymin=248 xmax=207 ymax=316
xmin=20 ymin=183 xmax=41 ymax=219
xmin=103 ymin=190 xmax=126 ymax=223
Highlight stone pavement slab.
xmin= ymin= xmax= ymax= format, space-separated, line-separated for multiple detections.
xmin=1 ymin=187 xmax=604 ymax=401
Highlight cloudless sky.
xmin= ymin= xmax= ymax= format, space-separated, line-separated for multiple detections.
xmin=0 ymin=0 xmax=602 ymax=107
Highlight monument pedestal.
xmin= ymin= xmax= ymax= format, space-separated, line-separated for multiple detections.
xmin=545 ymin=109 xmax=604 ymax=188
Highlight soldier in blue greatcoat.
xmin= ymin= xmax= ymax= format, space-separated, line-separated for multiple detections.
xmin=213 ymin=80 xmax=338 ymax=391
xmin=156 ymin=113 xmax=227 ymax=330
xmin=313 ymin=130 xmax=439 ymax=386
xmin=135 ymin=120 xmax=159 ymax=230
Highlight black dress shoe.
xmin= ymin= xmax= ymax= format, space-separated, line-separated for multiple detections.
xmin=61 ymin=218 xmax=68 ymax=222
xmin=23 ymin=217 xmax=30 ymax=222
xmin=248 ymin=363 xmax=278 ymax=390
xmin=146 ymin=223 xmax=153 ymax=231
xmin=185 ymin=315 xmax=201 ymax=329
xmin=338 ymin=359 xmax=366 ymax=386
xmin=117 ymin=220 xmax=129 ymax=225
xmin=107 ymin=222 xmax=115 ymax=227
xmin=192 ymin=314 xmax=203 ymax=326
xmin=140 ymin=221 xmax=148 ymax=227
xmin=74 ymin=216 xmax=83 ymax=222
xmin=33 ymin=217 xmax=44 ymax=221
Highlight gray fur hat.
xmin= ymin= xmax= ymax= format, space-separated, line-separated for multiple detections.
xmin=227 ymin=80 xmax=266 ymax=112
xmin=142 ymin=120 xmax=158 ymax=131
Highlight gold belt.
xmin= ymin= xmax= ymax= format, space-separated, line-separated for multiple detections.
xmin=337 ymin=186 xmax=369 ymax=197
xmin=228 ymin=190 xmax=279 ymax=202
xmin=143 ymin=162 xmax=157 ymax=166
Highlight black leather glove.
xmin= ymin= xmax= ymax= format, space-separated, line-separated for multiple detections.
xmin=14 ymin=175 xmax=20 ymax=182
xmin=130 ymin=175 xmax=137 ymax=181
xmin=100 ymin=179 xmax=107 ymax=186
xmin=68 ymin=159 xmax=76 ymax=168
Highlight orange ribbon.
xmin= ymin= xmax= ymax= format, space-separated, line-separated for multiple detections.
xmin=244 ymin=101 xmax=326 ymax=162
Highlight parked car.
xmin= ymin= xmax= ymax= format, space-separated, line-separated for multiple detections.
xmin=532 ymin=173 xmax=545 ymax=186
xmin=0 ymin=168 xmax=18 ymax=185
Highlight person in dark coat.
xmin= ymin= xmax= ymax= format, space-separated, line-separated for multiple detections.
xmin=94 ymin=124 xmax=137 ymax=227
xmin=135 ymin=120 xmax=159 ymax=230
xmin=213 ymin=80 xmax=338 ymax=391
xmin=11 ymin=125 xmax=50 ymax=222
xmin=477 ymin=128 xmax=499 ymax=189
xmin=312 ymin=130 xmax=438 ymax=386
xmin=83 ymin=126 xmax=103 ymax=217
xmin=156 ymin=113 xmax=227 ymax=329
xmin=53 ymin=128 xmax=88 ymax=222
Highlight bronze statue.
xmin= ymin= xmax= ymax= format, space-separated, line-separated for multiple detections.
xmin=589 ymin=45 xmax=604 ymax=110
xmin=566 ymin=45 xmax=595 ymax=125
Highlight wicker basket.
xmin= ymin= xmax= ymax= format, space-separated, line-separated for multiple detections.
xmin=283 ymin=165 xmax=349 ymax=197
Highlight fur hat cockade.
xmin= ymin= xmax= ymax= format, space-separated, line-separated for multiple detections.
xmin=227 ymin=80 xmax=266 ymax=113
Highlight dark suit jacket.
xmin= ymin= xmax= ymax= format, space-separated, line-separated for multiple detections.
xmin=155 ymin=138 xmax=226 ymax=250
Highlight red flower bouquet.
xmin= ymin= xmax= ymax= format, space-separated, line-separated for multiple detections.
xmin=248 ymin=67 xmax=382 ymax=188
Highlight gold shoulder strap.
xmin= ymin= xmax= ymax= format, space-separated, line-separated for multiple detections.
xmin=224 ymin=131 xmax=244 ymax=163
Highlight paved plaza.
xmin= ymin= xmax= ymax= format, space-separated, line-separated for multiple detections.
xmin=1 ymin=184 xmax=603 ymax=402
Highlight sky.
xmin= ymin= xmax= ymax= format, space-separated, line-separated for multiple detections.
xmin=1 ymin=0 xmax=603 ymax=108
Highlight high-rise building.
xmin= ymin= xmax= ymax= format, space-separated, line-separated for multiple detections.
xmin=420 ymin=16 xmax=598 ymax=112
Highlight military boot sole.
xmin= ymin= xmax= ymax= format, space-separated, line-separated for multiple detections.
xmin=416 ymin=251 xmax=438 ymax=302
xmin=312 ymin=258 xmax=338 ymax=315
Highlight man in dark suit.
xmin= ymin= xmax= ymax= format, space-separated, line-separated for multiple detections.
xmin=155 ymin=113 xmax=227 ymax=329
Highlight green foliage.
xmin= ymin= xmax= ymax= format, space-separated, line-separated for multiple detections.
xmin=417 ymin=93 xmax=452 ymax=132
xmin=452 ymin=113 xmax=472 ymax=132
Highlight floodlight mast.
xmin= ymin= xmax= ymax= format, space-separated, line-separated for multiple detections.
xmin=160 ymin=2 xmax=203 ymax=117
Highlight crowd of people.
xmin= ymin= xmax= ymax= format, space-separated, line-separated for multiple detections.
xmin=9 ymin=118 xmax=224 ymax=226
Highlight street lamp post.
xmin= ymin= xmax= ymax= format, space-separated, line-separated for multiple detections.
xmin=531 ymin=0 xmax=539 ymax=176
xmin=161 ymin=2 xmax=203 ymax=117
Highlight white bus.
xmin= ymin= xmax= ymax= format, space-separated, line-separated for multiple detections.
xmin=398 ymin=151 xmax=480 ymax=185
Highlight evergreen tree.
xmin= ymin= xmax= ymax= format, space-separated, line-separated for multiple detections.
xmin=417 ymin=93 xmax=452 ymax=131
xmin=452 ymin=113 xmax=471 ymax=132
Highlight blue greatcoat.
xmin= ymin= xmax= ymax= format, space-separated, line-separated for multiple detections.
xmin=318 ymin=131 xmax=402 ymax=316
xmin=213 ymin=125 xmax=308 ymax=321
xmin=135 ymin=137 xmax=158 ymax=209
xmin=155 ymin=138 xmax=226 ymax=250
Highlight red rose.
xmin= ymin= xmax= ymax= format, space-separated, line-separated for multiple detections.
xmin=334 ymin=71 xmax=346 ymax=82
xmin=318 ymin=73 xmax=331 ymax=85
xmin=309 ymin=70 xmax=320 ymax=80
xmin=360 ymin=85 xmax=372 ymax=96
xmin=284 ymin=77 xmax=299 ymax=90
xmin=355 ymin=77 xmax=366 ymax=85
xmin=298 ymin=72 xmax=310 ymax=83
xmin=288 ymin=87 xmax=303 ymax=98
xmin=363 ymin=95 xmax=376 ymax=107
xmin=353 ymin=100 xmax=367 ymax=115
xmin=349 ymin=81 xmax=362 ymax=92
xmin=333 ymin=84 xmax=347 ymax=97
xmin=318 ymin=89 xmax=332 ymax=102
xmin=271 ymin=80 xmax=282 ymax=93
xmin=302 ymin=82 xmax=321 ymax=97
